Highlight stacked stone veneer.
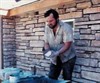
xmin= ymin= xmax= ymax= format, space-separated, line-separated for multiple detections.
xmin=2 ymin=16 xmax=16 ymax=67
xmin=2 ymin=0 xmax=100 ymax=82
xmin=15 ymin=14 xmax=47 ymax=75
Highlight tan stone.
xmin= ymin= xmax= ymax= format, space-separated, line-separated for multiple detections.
xmin=84 ymin=7 xmax=100 ymax=14
xmin=3 ymin=19 xmax=15 ymax=23
xmin=60 ymin=12 xmax=82 ymax=20
xmin=35 ymin=32 xmax=44 ymax=36
xmin=30 ymin=40 xmax=44 ymax=47
xmin=64 ymin=2 xmax=76 ymax=8
xmin=66 ymin=8 xmax=77 ymax=12
xmin=35 ymin=23 xmax=45 ymax=28
xmin=3 ymin=25 xmax=14 ymax=28
xmin=77 ymin=2 xmax=91 ymax=9
xmin=16 ymin=26 xmax=25 ymax=30
xmin=33 ymin=28 xmax=44 ymax=32
xmin=38 ymin=18 xmax=45 ymax=22
xmin=30 ymin=51 xmax=43 ymax=55
xmin=33 ymin=48 xmax=42 ymax=52
xmin=16 ymin=29 xmax=32 ymax=33
xmin=26 ymin=24 xmax=34 ymax=29
xmin=20 ymin=36 xmax=39 ymax=40
xmin=92 ymin=0 xmax=100 ymax=4
xmin=20 ymin=18 xmax=29 ymax=22
xmin=75 ymin=0 xmax=90 ymax=3
xmin=25 ymin=20 xmax=37 ymax=24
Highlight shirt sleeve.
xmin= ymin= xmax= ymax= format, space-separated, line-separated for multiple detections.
xmin=63 ymin=23 xmax=73 ymax=42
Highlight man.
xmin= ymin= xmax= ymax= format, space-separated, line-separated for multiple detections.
xmin=44 ymin=9 xmax=76 ymax=82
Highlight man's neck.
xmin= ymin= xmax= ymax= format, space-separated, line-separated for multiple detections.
xmin=53 ymin=24 xmax=58 ymax=32
xmin=53 ymin=25 xmax=58 ymax=36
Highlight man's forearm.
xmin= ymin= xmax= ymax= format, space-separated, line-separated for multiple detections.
xmin=58 ymin=42 xmax=72 ymax=55
xmin=44 ymin=43 xmax=50 ymax=50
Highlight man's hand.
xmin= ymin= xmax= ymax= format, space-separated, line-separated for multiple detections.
xmin=49 ymin=51 xmax=60 ymax=58
xmin=43 ymin=49 xmax=50 ymax=55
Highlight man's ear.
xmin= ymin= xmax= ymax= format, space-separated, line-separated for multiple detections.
xmin=57 ymin=19 xmax=59 ymax=23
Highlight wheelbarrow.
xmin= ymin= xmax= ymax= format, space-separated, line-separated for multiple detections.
xmin=18 ymin=75 xmax=70 ymax=83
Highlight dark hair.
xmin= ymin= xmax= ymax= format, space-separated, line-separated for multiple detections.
xmin=44 ymin=9 xmax=59 ymax=19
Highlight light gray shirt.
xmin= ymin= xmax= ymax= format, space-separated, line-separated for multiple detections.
xmin=44 ymin=21 xmax=76 ymax=64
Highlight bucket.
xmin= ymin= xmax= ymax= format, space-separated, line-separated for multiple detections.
xmin=9 ymin=75 xmax=19 ymax=83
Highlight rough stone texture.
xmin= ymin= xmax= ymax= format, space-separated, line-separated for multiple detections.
xmin=91 ymin=40 xmax=100 ymax=46
xmin=75 ymin=58 xmax=90 ymax=66
xmin=81 ymin=66 xmax=100 ymax=73
xmin=73 ymin=65 xmax=81 ymax=72
xmin=82 ymin=71 xmax=100 ymax=82
xmin=80 ymin=29 xmax=91 ymax=34
xmin=95 ymin=33 xmax=100 ymax=40
xmin=30 ymin=41 xmax=44 ymax=47
xmin=77 ymin=2 xmax=91 ymax=9
xmin=74 ymin=40 xmax=90 ymax=46
xmin=92 ymin=0 xmax=100 ymax=4
xmin=75 ymin=25 xmax=88 ymax=29
xmin=60 ymin=12 xmax=82 ymax=20
xmin=83 ymin=7 xmax=100 ymax=14
xmin=90 ymin=13 xmax=100 ymax=20
xmin=75 ymin=0 xmax=90 ymax=3
xmin=80 ymin=35 xmax=95 ymax=39
xmin=66 ymin=8 xmax=77 ymax=12
xmin=91 ymin=25 xmax=100 ymax=30
xmin=2 ymin=17 xmax=16 ymax=68
xmin=75 ymin=17 xmax=89 ymax=22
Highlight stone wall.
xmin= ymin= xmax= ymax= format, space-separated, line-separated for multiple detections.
xmin=2 ymin=0 xmax=100 ymax=82
xmin=2 ymin=16 xmax=16 ymax=68
xmin=15 ymin=14 xmax=47 ymax=75
xmin=73 ymin=0 xmax=100 ymax=83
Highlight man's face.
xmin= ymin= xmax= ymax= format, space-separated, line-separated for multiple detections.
xmin=46 ymin=14 xmax=58 ymax=29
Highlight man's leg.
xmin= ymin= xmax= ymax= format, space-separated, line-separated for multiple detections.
xmin=62 ymin=57 xmax=76 ymax=81
xmin=48 ymin=56 xmax=62 ymax=80
xmin=48 ymin=63 xmax=61 ymax=80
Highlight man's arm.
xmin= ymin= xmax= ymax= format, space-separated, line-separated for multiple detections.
xmin=50 ymin=41 xmax=72 ymax=57
xmin=58 ymin=41 xmax=72 ymax=55
xmin=44 ymin=43 xmax=50 ymax=51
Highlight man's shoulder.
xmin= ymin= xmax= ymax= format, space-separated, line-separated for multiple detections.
xmin=59 ymin=21 xmax=72 ymax=32
xmin=59 ymin=21 xmax=71 ymax=28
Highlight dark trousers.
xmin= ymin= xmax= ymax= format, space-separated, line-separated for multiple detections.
xmin=48 ymin=56 xmax=76 ymax=82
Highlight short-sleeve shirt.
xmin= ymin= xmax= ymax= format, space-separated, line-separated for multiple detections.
xmin=44 ymin=21 xmax=76 ymax=63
